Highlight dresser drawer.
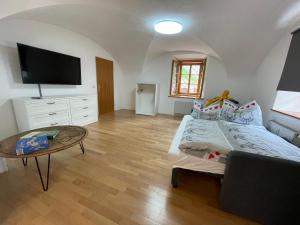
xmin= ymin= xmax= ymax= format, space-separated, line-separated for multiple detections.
xmin=31 ymin=117 xmax=71 ymax=129
xmin=28 ymin=98 xmax=67 ymax=105
xmin=72 ymin=112 xmax=97 ymax=126
xmin=71 ymin=106 xmax=96 ymax=116
xmin=27 ymin=99 xmax=69 ymax=115
xmin=30 ymin=110 xmax=70 ymax=124
xmin=69 ymin=96 xmax=97 ymax=108
xmin=70 ymin=102 xmax=96 ymax=112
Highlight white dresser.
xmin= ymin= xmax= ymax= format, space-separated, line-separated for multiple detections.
xmin=13 ymin=94 xmax=98 ymax=132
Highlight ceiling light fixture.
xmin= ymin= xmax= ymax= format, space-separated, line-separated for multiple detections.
xmin=154 ymin=21 xmax=183 ymax=34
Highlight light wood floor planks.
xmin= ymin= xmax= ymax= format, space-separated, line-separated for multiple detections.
xmin=0 ymin=110 xmax=259 ymax=225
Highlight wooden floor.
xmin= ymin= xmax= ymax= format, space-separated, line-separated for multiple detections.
xmin=0 ymin=110 xmax=258 ymax=225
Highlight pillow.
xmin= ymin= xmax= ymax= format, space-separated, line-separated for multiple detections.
xmin=219 ymin=99 xmax=239 ymax=121
xmin=191 ymin=100 xmax=204 ymax=119
xmin=199 ymin=103 xmax=221 ymax=120
xmin=223 ymin=99 xmax=239 ymax=110
xmin=239 ymin=100 xmax=258 ymax=110
xmin=231 ymin=100 xmax=263 ymax=126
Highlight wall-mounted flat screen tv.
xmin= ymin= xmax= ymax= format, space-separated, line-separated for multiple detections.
xmin=17 ymin=43 xmax=81 ymax=85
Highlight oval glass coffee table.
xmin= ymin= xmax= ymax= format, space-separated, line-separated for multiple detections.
xmin=0 ymin=126 xmax=87 ymax=191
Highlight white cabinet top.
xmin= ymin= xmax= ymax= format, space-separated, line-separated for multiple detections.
xmin=13 ymin=93 xmax=97 ymax=101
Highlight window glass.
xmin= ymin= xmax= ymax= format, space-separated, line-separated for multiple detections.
xmin=169 ymin=59 xmax=207 ymax=98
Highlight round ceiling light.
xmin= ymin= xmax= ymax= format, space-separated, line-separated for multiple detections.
xmin=154 ymin=21 xmax=183 ymax=34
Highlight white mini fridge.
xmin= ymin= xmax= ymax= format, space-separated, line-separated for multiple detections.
xmin=135 ymin=83 xmax=159 ymax=116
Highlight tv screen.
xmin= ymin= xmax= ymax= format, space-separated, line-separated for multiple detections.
xmin=17 ymin=43 xmax=81 ymax=85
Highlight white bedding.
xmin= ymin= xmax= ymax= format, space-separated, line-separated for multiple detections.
xmin=168 ymin=115 xmax=300 ymax=175
xmin=179 ymin=119 xmax=233 ymax=153
xmin=168 ymin=115 xmax=226 ymax=175
xmin=219 ymin=121 xmax=300 ymax=162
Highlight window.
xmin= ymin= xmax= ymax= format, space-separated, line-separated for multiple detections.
xmin=272 ymin=91 xmax=300 ymax=119
xmin=169 ymin=59 xmax=207 ymax=98
xmin=277 ymin=29 xmax=300 ymax=93
xmin=273 ymin=29 xmax=300 ymax=119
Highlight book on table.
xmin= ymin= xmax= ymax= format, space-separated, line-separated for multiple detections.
xmin=20 ymin=130 xmax=59 ymax=140
xmin=16 ymin=136 xmax=49 ymax=155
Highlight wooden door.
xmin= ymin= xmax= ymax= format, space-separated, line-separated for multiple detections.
xmin=96 ymin=57 xmax=114 ymax=115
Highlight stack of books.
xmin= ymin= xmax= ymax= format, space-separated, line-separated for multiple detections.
xmin=16 ymin=130 xmax=59 ymax=155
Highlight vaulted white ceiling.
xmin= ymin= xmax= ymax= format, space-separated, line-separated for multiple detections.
xmin=1 ymin=0 xmax=300 ymax=77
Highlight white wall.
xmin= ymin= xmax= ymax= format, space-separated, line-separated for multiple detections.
xmin=0 ymin=19 xmax=124 ymax=172
xmin=253 ymin=34 xmax=300 ymax=131
xmin=136 ymin=52 xmax=254 ymax=115
xmin=205 ymin=57 xmax=254 ymax=103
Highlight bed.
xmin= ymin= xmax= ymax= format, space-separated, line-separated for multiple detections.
xmin=168 ymin=115 xmax=300 ymax=186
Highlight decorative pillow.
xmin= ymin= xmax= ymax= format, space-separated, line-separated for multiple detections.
xmin=231 ymin=100 xmax=263 ymax=126
xmin=239 ymin=100 xmax=258 ymax=110
xmin=223 ymin=99 xmax=239 ymax=110
xmin=191 ymin=100 xmax=204 ymax=119
xmin=199 ymin=103 xmax=221 ymax=120
xmin=219 ymin=99 xmax=239 ymax=121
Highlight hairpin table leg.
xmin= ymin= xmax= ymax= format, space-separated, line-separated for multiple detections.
xmin=21 ymin=158 xmax=28 ymax=166
xmin=79 ymin=141 xmax=85 ymax=154
xmin=35 ymin=154 xmax=51 ymax=191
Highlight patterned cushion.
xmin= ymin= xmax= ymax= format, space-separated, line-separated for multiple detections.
xmin=191 ymin=100 xmax=204 ymax=119
xmin=232 ymin=100 xmax=263 ymax=126
xmin=220 ymin=100 xmax=263 ymax=126
xmin=199 ymin=103 xmax=222 ymax=120
xmin=223 ymin=99 xmax=239 ymax=110
xmin=239 ymin=100 xmax=257 ymax=110
xmin=219 ymin=99 xmax=239 ymax=121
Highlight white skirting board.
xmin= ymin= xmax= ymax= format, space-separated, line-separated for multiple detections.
xmin=0 ymin=158 xmax=8 ymax=173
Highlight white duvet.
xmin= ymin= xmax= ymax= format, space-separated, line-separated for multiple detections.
xmin=179 ymin=119 xmax=233 ymax=153
xmin=219 ymin=121 xmax=300 ymax=162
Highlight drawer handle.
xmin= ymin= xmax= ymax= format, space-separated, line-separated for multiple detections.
xmin=82 ymin=99 xmax=88 ymax=101
xmin=48 ymin=113 xmax=57 ymax=116
xmin=83 ymin=107 xmax=88 ymax=109
xmin=83 ymin=115 xmax=89 ymax=118
xmin=50 ymin=122 xmax=58 ymax=126
xmin=47 ymin=102 xmax=55 ymax=105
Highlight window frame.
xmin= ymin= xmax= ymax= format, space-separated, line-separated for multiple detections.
xmin=169 ymin=59 xmax=207 ymax=99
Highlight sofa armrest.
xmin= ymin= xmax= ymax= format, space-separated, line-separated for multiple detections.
xmin=220 ymin=151 xmax=300 ymax=225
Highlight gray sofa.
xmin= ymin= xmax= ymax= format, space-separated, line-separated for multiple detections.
xmin=220 ymin=151 xmax=300 ymax=225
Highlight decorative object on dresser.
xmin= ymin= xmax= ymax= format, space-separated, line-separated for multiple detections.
xmin=13 ymin=94 xmax=98 ymax=132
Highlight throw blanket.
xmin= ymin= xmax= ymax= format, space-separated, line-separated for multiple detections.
xmin=179 ymin=119 xmax=233 ymax=163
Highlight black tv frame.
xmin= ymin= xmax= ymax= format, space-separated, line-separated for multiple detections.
xmin=17 ymin=43 xmax=82 ymax=99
